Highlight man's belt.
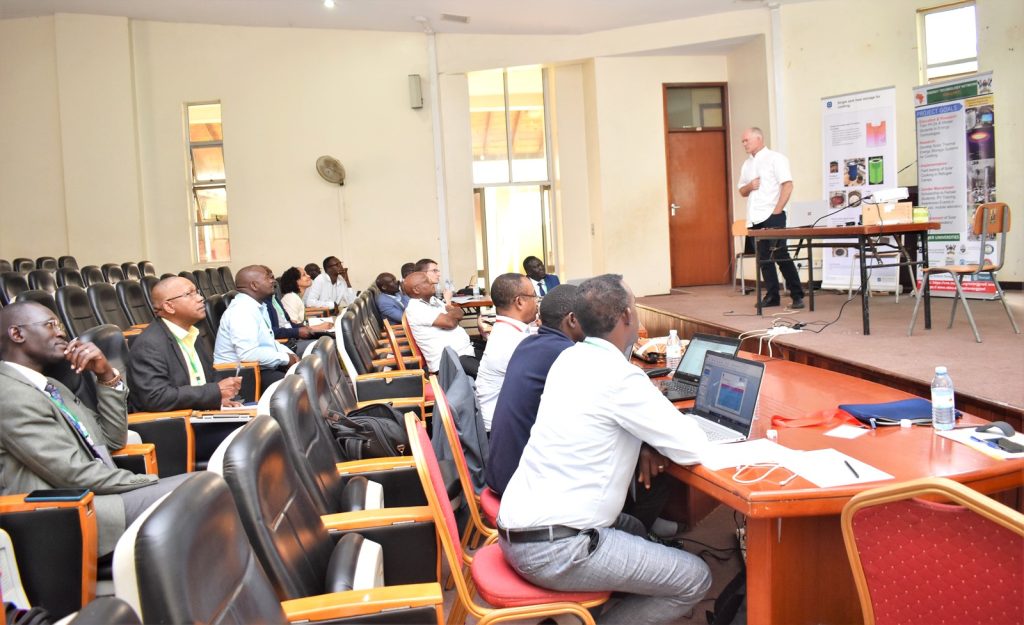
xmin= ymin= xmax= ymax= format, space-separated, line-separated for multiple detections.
xmin=498 ymin=524 xmax=584 ymax=543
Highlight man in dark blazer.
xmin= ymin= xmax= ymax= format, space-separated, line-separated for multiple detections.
xmin=127 ymin=276 xmax=241 ymax=412
xmin=0 ymin=301 xmax=192 ymax=555
xmin=523 ymin=255 xmax=560 ymax=296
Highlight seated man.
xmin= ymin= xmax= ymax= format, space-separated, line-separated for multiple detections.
xmin=374 ymin=272 xmax=410 ymax=325
xmin=127 ymin=276 xmax=241 ymax=412
xmin=498 ymin=274 xmax=711 ymax=625
xmin=523 ymin=255 xmax=560 ymax=297
xmin=414 ymin=258 xmax=448 ymax=301
xmin=474 ymin=273 xmax=538 ymax=432
xmin=214 ymin=265 xmax=298 ymax=392
xmin=303 ymin=262 xmax=322 ymax=282
xmin=0 ymin=302 xmax=193 ymax=557
xmin=304 ymin=256 xmax=356 ymax=311
xmin=403 ymin=271 xmax=479 ymax=376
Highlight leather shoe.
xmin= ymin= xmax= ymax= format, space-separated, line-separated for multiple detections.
xmin=758 ymin=297 xmax=780 ymax=308
xmin=790 ymin=297 xmax=805 ymax=310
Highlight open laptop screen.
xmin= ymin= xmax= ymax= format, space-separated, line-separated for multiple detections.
xmin=693 ymin=352 xmax=764 ymax=432
xmin=674 ymin=334 xmax=741 ymax=380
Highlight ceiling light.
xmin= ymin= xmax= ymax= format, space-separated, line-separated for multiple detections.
xmin=324 ymin=0 xmax=335 ymax=9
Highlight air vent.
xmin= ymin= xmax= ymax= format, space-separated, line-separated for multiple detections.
xmin=440 ymin=13 xmax=470 ymax=24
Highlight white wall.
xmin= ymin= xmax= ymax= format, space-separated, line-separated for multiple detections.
xmin=726 ymin=35 xmax=772 ymax=223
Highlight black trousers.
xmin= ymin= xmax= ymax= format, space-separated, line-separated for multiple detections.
xmin=750 ymin=211 xmax=804 ymax=300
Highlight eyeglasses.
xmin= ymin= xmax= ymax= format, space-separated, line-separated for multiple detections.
xmin=426 ymin=268 xmax=441 ymax=274
xmin=166 ymin=288 xmax=202 ymax=302
xmin=517 ymin=293 xmax=540 ymax=299
xmin=17 ymin=319 xmax=66 ymax=334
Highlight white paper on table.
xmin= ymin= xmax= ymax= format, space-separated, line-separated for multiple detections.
xmin=825 ymin=424 xmax=870 ymax=439
xmin=699 ymin=439 xmax=801 ymax=471
xmin=781 ymin=448 xmax=893 ymax=488
xmin=936 ymin=429 xmax=1024 ymax=459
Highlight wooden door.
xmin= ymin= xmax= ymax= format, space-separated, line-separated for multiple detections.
xmin=666 ymin=130 xmax=731 ymax=286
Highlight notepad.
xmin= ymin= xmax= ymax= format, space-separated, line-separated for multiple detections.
xmin=781 ymin=449 xmax=893 ymax=487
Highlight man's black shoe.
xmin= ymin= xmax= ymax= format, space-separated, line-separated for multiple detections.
xmin=790 ymin=297 xmax=805 ymax=310
xmin=758 ymin=297 xmax=780 ymax=308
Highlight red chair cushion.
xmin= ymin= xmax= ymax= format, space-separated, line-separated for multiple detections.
xmin=471 ymin=543 xmax=610 ymax=608
xmin=480 ymin=487 xmax=500 ymax=527
xmin=424 ymin=380 xmax=435 ymax=403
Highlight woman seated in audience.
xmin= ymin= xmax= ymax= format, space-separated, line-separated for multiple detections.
xmin=280 ymin=266 xmax=316 ymax=323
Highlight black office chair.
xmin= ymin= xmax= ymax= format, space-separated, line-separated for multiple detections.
xmin=0 ymin=271 xmax=30 ymax=305
xmin=15 ymin=289 xmax=58 ymax=315
xmin=67 ymin=597 xmax=141 ymax=625
xmin=101 ymin=263 xmax=125 ymax=284
xmin=27 ymin=269 xmax=57 ymax=294
xmin=120 ymin=262 xmax=142 ymax=281
xmin=222 ymin=289 xmax=238 ymax=309
xmin=0 ymin=259 xmax=12 ymax=272
xmin=58 ymin=255 xmax=79 ymax=270
xmin=56 ymin=285 xmax=101 ymax=339
xmin=13 ymin=258 xmax=34 ymax=274
xmin=206 ymin=267 xmax=227 ymax=294
xmin=192 ymin=269 xmax=216 ymax=297
xmin=80 ymin=265 xmax=105 ymax=287
xmin=137 ymin=261 xmax=156 ymax=277
xmin=36 ymin=256 xmax=58 ymax=271
xmin=159 ymin=272 xmax=176 ymax=280
xmin=86 ymin=283 xmax=134 ymax=331
xmin=116 ymin=280 xmax=155 ymax=326
xmin=218 ymin=266 xmax=235 ymax=291
xmin=56 ymin=267 xmax=85 ymax=288
xmin=139 ymin=275 xmax=160 ymax=311
xmin=201 ymin=293 xmax=224 ymax=334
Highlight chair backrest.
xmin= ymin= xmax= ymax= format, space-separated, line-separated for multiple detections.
xmin=79 ymin=323 xmax=131 ymax=374
xmin=842 ymin=476 xmax=1024 ymax=625
xmin=193 ymin=270 xmax=216 ymax=297
xmin=36 ymin=256 xmax=58 ymax=271
xmin=971 ymin=202 xmax=1011 ymax=271
xmin=267 ymin=373 xmax=344 ymax=515
xmin=56 ymin=286 xmax=100 ymax=338
xmin=218 ymin=415 xmax=337 ymax=600
xmin=112 ymin=471 xmax=288 ymax=623
xmin=15 ymin=289 xmax=58 ymax=315
xmin=400 ymin=313 xmax=426 ymax=369
xmin=67 ymin=597 xmax=141 ymax=625
xmin=405 ymin=414 xmax=466 ymax=570
xmin=56 ymin=267 xmax=84 ymax=289
xmin=732 ymin=219 xmax=755 ymax=256
xmin=178 ymin=271 xmax=198 ymax=286
xmin=0 ymin=259 xmax=13 ymax=272
xmin=218 ymin=266 xmax=235 ymax=291
xmin=120 ymin=262 xmax=141 ymax=281
xmin=203 ymin=292 xmax=226 ymax=337
xmin=137 ymin=261 xmax=156 ymax=277
xmin=101 ymin=263 xmax=125 ymax=284
xmin=139 ymin=275 xmax=159 ymax=311
xmin=206 ymin=267 xmax=227 ymax=294
xmin=310 ymin=336 xmax=359 ymax=414
xmin=80 ymin=265 xmax=105 ymax=287
xmin=116 ymin=280 xmax=155 ymax=326
xmin=28 ymin=268 xmax=57 ymax=294
xmin=87 ymin=283 xmax=133 ymax=330
xmin=0 ymin=271 xmax=29 ymax=305
xmin=58 ymin=255 xmax=79 ymax=270
xmin=13 ymin=258 xmax=34 ymax=273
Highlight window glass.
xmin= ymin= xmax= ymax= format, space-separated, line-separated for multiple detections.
xmin=922 ymin=3 xmax=978 ymax=81
xmin=469 ymin=69 xmax=510 ymax=184
xmin=186 ymin=102 xmax=230 ymax=263
xmin=666 ymin=87 xmax=723 ymax=129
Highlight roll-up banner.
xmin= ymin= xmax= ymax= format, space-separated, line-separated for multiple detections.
xmin=913 ymin=72 xmax=997 ymax=298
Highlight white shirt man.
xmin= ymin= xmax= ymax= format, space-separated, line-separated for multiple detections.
xmin=475 ymin=315 xmax=530 ymax=431
xmin=738 ymin=144 xmax=793 ymax=227
xmin=304 ymin=272 xmax=356 ymax=310
xmin=405 ymin=296 xmax=474 ymax=372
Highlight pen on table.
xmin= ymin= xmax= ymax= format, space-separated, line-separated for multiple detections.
xmin=970 ymin=436 xmax=1002 ymax=450
xmin=843 ymin=460 xmax=860 ymax=479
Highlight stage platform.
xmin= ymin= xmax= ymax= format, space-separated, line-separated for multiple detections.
xmin=637 ymin=285 xmax=1024 ymax=427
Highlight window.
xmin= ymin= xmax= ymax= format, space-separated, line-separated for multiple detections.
xmin=186 ymin=102 xmax=230 ymax=263
xmin=919 ymin=2 xmax=978 ymax=82
xmin=469 ymin=66 xmax=549 ymax=185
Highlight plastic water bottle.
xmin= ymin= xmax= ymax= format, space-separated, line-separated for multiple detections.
xmin=472 ymin=280 xmax=480 ymax=297
xmin=666 ymin=330 xmax=682 ymax=371
xmin=931 ymin=366 xmax=955 ymax=431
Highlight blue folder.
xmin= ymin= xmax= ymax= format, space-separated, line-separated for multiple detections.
xmin=838 ymin=398 xmax=962 ymax=427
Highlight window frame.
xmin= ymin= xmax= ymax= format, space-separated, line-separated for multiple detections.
xmin=918 ymin=1 xmax=978 ymax=84
xmin=185 ymin=101 xmax=231 ymax=265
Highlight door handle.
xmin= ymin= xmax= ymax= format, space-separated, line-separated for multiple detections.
xmin=670 ymin=203 xmax=680 ymax=216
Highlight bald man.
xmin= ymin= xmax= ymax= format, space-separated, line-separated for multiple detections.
xmin=403 ymin=271 xmax=479 ymax=375
xmin=127 ymin=276 xmax=241 ymax=412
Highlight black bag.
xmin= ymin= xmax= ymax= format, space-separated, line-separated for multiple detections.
xmin=329 ymin=403 xmax=409 ymax=461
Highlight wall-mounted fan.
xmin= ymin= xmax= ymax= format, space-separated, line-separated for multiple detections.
xmin=316 ymin=155 xmax=346 ymax=185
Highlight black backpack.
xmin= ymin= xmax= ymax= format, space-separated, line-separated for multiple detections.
xmin=329 ymin=403 xmax=410 ymax=461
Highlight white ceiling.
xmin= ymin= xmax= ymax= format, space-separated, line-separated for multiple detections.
xmin=0 ymin=0 xmax=807 ymax=35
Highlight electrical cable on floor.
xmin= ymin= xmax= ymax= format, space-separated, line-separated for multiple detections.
xmin=800 ymin=287 xmax=863 ymax=333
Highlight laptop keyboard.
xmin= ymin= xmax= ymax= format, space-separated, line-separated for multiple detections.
xmin=700 ymin=422 xmax=738 ymax=442
xmin=661 ymin=379 xmax=698 ymax=397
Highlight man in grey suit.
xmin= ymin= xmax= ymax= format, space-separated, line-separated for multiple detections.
xmin=0 ymin=302 xmax=192 ymax=555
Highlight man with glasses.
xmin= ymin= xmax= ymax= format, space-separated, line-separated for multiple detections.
xmin=0 ymin=301 xmax=194 ymax=557
xmin=474 ymin=273 xmax=538 ymax=431
xmin=127 ymin=276 xmax=242 ymax=412
xmin=304 ymin=256 xmax=356 ymax=312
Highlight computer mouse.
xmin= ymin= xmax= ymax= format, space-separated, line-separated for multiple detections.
xmin=975 ymin=421 xmax=1015 ymax=437
xmin=646 ymin=367 xmax=673 ymax=378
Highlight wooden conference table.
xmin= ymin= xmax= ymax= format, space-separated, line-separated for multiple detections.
xmin=663 ymin=358 xmax=1023 ymax=625
xmin=749 ymin=222 xmax=940 ymax=335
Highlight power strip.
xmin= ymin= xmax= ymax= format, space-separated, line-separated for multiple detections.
xmin=765 ymin=326 xmax=802 ymax=336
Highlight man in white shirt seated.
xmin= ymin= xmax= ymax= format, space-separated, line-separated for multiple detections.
xmin=303 ymin=256 xmax=356 ymax=312
xmin=403 ymin=271 xmax=480 ymax=376
xmin=475 ymin=272 xmax=537 ymax=431
xmin=214 ymin=265 xmax=298 ymax=392
xmin=497 ymin=274 xmax=712 ymax=625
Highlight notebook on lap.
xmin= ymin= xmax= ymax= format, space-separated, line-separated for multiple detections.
xmin=660 ymin=333 xmax=741 ymax=401
xmin=681 ymin=351 xmax=764 ymax=444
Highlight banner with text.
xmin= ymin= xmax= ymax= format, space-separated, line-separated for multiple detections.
xmin=913 ymin=72 xmax=996 ymax=297
xmin=821 ymin=87 xmax=899 ymax=292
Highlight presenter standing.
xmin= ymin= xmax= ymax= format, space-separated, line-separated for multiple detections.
xmin=738 ymin=127 xmax=805 ymax=309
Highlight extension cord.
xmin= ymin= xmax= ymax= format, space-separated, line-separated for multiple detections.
xmin=736 ymin=527 xmax=747 ymax=562
xmin=765 ymin=326 xmax=801 ymax=336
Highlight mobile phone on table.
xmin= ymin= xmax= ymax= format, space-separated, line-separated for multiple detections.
xmin=996 ymin=438 xmax=1024 ymax=453
xmin=24 ymin=488 xmax=90 ymax=502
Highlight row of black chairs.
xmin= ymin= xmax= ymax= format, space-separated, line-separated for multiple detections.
xmin=0 ymin=255 xmax=81 ymax=273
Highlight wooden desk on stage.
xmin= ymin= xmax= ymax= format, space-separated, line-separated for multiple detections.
xmin=749 ymin=222 xmax=940 ymax=335
xmin=667 ymin=359 xmax=1024 ymax=625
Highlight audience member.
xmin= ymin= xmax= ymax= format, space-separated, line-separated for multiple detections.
xmin=497 ymin=274 xmax=711 ymax=625
xmin=304 ymin=256 xmax=356 ymax=311
xmin=475 ymin=273 xmax=538 ymax=431
xmin=403 ymin=271 xmax=479 ymax=375
xmin=374 ymin=272 xmax=410 ymax=324
xmin=414 ymin=258 xmax=450 ymax=302
xmin=214 ymin=265 xmax=298 ymax=392
xmin=0 ymin=302 xmax=193 ymax=556
xmin=304 ymin=262 xmax=321 ymax=282
xmin=127 ymin=276 xmax=241 ymax=412
xmin=265 ymin=287 xmax=329 ymax=358
xmin=486 ymin=284 xmax=582 ymax=495
xmin=400 ymin=262 xmax=416 ymax=280
xmin=523 ymin=255 xmax=560 ymax=297
xmin=279 ymin=266 xmax=313 ymax=323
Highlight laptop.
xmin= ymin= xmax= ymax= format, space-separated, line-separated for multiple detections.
xmin=681 ymin=351 xmax=765 ymax=444
xmin=660 ymin=333 xmax=741 ymax=401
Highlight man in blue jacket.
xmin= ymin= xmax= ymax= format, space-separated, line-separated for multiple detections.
xmin=374 ymin=272 xmax=410 ymax=324
xmin=523 ymin=256 xmax=560 ymax=297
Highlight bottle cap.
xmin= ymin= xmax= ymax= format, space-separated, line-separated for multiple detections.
xmin=766 ymin=429 xmax=778 ymax=441
xmin=935 ymin=366 xmax=947 ymax=374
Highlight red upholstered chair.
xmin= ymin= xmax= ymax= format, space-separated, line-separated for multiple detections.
xmin=841 ymin=477 xmax=1024 ymax=625
xmin=404 ymin=413 xmax=609 ymax=625
xmin=479 ymin=487 xmax=500 ymax=529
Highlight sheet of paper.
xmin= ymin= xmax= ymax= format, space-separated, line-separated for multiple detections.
xmin=699 ymin=439 xmax=801 ymax=471
xmin=825 ymin=424 xmax=870 ymax=439
xmin=936 ymin=429 xmax=1024 ymax=459
xmin=781 ymin=448 xmax=893 ymax=487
